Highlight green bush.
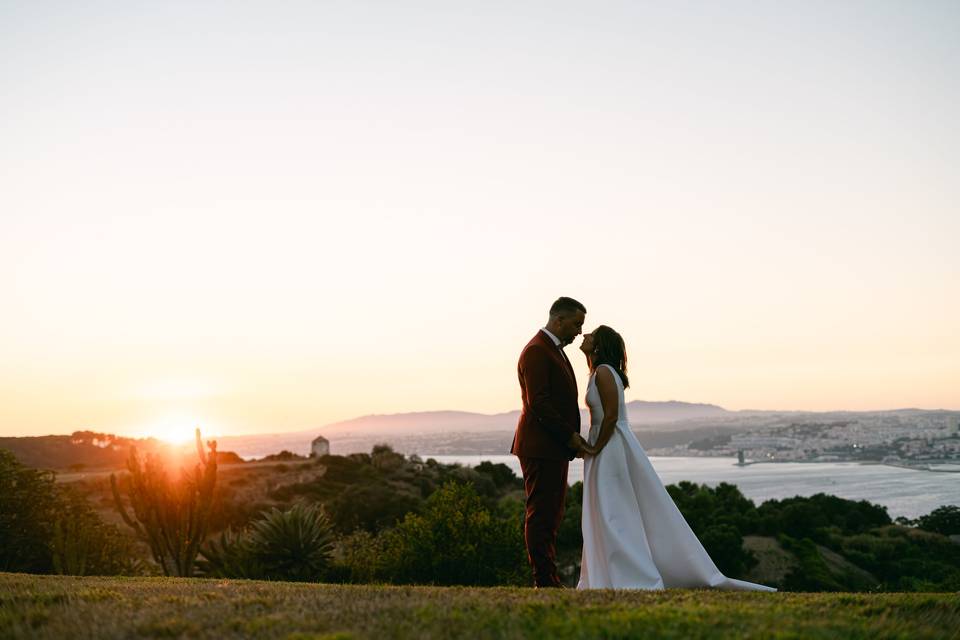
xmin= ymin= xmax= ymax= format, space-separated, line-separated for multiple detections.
xmin=328 ymin=529 xmax=385 ymax=584
xmin=699 ymin=524 xmax=756 ymax=577
xmin=475 ymin=461 xmax=523 ymax=491
xmin=0 ymin=449 xmax=60 ymax=572
xmin=198 ymin=502 xmax=335 ymax=582
xmin=51 ymin=487 xmax=142 ymax=576
xmin=250 ymin=503 xmax=335 ymax=581
xmin=827 ymin=526 xmax=960 ymax=592
xmin=779 ymin=535 xmax=845 ymax=592
xmin=327 ymin=482 xmax=421 ymax=533
xmin=666 ymin=481 xmax=759 ymax=539
xmin=378 ymin=482 xmax=526 ymax=586
xmin=916 ymin=505 xmax=960 ymax=536
xmin=195 ymin=528 xmax=264 ymax=579
xmin=757 ymin=494 xmax=891 ymax=540
xmin=0 ymin=449 xmax=138 ymax=576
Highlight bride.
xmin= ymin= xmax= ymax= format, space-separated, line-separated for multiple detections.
xmin=576 ymin=325 xmax=775 ymax=591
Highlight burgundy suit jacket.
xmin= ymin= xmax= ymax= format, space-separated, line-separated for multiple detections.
xmin=511 ymin=330 xmax=581 ymax=461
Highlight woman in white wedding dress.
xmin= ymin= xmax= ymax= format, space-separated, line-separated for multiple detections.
xmin=576 ymin=326 xmax=775 ymax=591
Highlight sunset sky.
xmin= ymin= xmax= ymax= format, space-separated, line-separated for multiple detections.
xmin=2 ymin=2 xmax=958 ymax=439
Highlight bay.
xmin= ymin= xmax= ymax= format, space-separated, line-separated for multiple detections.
xmin=426 ymin=455 xmax=960 ymax=519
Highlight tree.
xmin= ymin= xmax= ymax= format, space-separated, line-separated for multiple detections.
xmin=0 ymin=449 xmax=59 ymax=572
xmin=110 ymin=429 xmax=218 ymax=576
xmin=699 ymin=524 xmax=756 ymax=577
xmin=0 ymin=448 xmax=138 ymax=576
xmin=475 ymin=461 xmax=522 ymax=490
xmin=916 ymin=505 xmax=960 ymax=536
xmin=757 ymin=493 xmax=891 ymax=539
xmin=327 ymin=482 xmax=421 ymax=533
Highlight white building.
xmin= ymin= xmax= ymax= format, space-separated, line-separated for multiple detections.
xmin=311 ymin=435 xmax=330 ymax=458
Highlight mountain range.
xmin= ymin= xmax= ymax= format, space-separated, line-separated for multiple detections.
xmin=307 ymin=401 xmax=730 ymax=437
xmin=214 ymin=401 xmax=731 ymax=458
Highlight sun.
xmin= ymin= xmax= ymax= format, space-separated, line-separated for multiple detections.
xmin=143 ymin=414 xmax=215 ymax=445
xmin=156 ymin=424 xmax=199 ymax=445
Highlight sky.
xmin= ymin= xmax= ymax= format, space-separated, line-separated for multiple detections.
xmin=2 ymin=1 xmax=958 ymax=439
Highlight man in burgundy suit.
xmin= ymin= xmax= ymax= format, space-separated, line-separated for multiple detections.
xmin=511 ymin=296 xmax=588 ymax=587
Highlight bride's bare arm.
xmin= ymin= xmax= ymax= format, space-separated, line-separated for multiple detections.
xmin=586 ymin=366 xmax=619 ymax=455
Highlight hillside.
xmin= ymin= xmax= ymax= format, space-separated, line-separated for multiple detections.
xmin=1 ymin=574 xmax=957 ymax=639
xmin=307 ymin=401 xmax=730 ymax=437
xmin=0 ymin=432 xmax=171 ymax=470
xmin=215 ymin=401 xmax=732 ymax=457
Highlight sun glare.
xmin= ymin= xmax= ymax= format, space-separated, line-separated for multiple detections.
xmin=142 ymin=414 xmax=217 ymax=445
xmin=156 ymin=424 xmax=198 ymax=445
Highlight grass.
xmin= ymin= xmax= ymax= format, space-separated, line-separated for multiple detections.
xmin=0 ymin=573 xmax=958 ymax=640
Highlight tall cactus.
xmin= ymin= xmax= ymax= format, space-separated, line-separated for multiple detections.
xmin=110 ymin=428 xmax=218 ymax=576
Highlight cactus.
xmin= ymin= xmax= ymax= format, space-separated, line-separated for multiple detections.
xmin=110 ymin=428 xmax=218 ymax=576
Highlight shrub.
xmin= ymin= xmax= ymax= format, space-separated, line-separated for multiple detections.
xmin=198 ymin=502 xmax=335 ymax=582
xmin=829 ymin=525 xmax=960 ymax=591
xmin=916 ymin=505 xmax=960 ymax=536
xmin=475 ymin=461 xmax=522 ymax=491
xmin=0 ymin=448 xmax=139 ymax=576
xmin=757 ymin=494 xmax=891 ymax=539
xmin=666 ymin=481 xmax=758 ymax=537
xmin=779 ymin=535 xmax=845 ymax=591
xmin=699 ymin=524 xmax=756 ymax=577
xmin=327 ymin=482 xmax=421 ymax=533
xmin=51 ymin=487 xmax=141 ymax=576
xmin=195 ymin=529 xmax=263 ymax=579
xmin=378 ymin=482 xmax=526 ymax=586
xmin=328 ymin=529 xmax=384 ymax=584
xmin=558 ymin=481 xmax=584 ymax=553
xmin=249 ymin=502 xmax=335 ymax=581
xmin=0 ymin=449 xmax=59 ymax=572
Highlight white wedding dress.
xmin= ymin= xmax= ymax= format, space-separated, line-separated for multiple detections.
xmin=577 ymin=364 xmax=775 ymax=591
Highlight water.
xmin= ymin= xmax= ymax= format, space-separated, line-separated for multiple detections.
xmin=427 ymin=455 xmax=960 ymax=519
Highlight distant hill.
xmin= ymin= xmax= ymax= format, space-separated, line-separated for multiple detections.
xmin=307 ymin=401 xmax=730 ymax=437
xmin=0 ymin=432 xmax=235 ymax=471
xmin=624 ymin=400 xmax=729 ymax=424
xmin=0 ymin=432 xmax=163 ymax=470
xmin=313 ymin=410 xmax=514 ymax=436
xmin=212 ymin=401 xmax=731 ymax=458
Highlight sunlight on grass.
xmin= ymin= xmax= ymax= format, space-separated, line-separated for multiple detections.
xmin=1 ymin=574 xmax=957 ymax=640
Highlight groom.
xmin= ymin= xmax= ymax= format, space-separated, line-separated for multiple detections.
xmin=511 ymin=296 xmax=588 ymax=587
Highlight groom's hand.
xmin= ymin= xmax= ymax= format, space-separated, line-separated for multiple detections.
xmin=567 ymin=432 xmax=587 ymax=455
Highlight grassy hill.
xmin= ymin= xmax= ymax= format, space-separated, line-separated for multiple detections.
xmin=1 ymin=574 xmax=957 ymax=639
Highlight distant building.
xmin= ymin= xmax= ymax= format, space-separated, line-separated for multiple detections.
xmin=311 ymin=435 xmax=330 ymax=458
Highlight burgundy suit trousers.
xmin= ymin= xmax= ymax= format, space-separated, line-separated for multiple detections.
xmin=518 ymin=456 xmax=569 ymax=587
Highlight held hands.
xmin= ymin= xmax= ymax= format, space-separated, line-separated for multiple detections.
xmin=568 ymin=432 xmax=593 ymax=458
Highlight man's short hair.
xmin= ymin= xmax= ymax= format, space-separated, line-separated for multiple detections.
xmin=549 ymin=296 xmax=586 ymax=317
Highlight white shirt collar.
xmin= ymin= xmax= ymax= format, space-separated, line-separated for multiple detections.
xmin=541 ymin=327 xmax=562 ymax=348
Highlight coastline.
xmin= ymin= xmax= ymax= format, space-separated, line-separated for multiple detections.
xmin=734 ymin=459 xmax=960 ymax=473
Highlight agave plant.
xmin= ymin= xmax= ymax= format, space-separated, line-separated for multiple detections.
xmin=196 ymin=528 xmax=265 ymax=579
xmin=248 ymin=502 xmax=335 ymax=582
